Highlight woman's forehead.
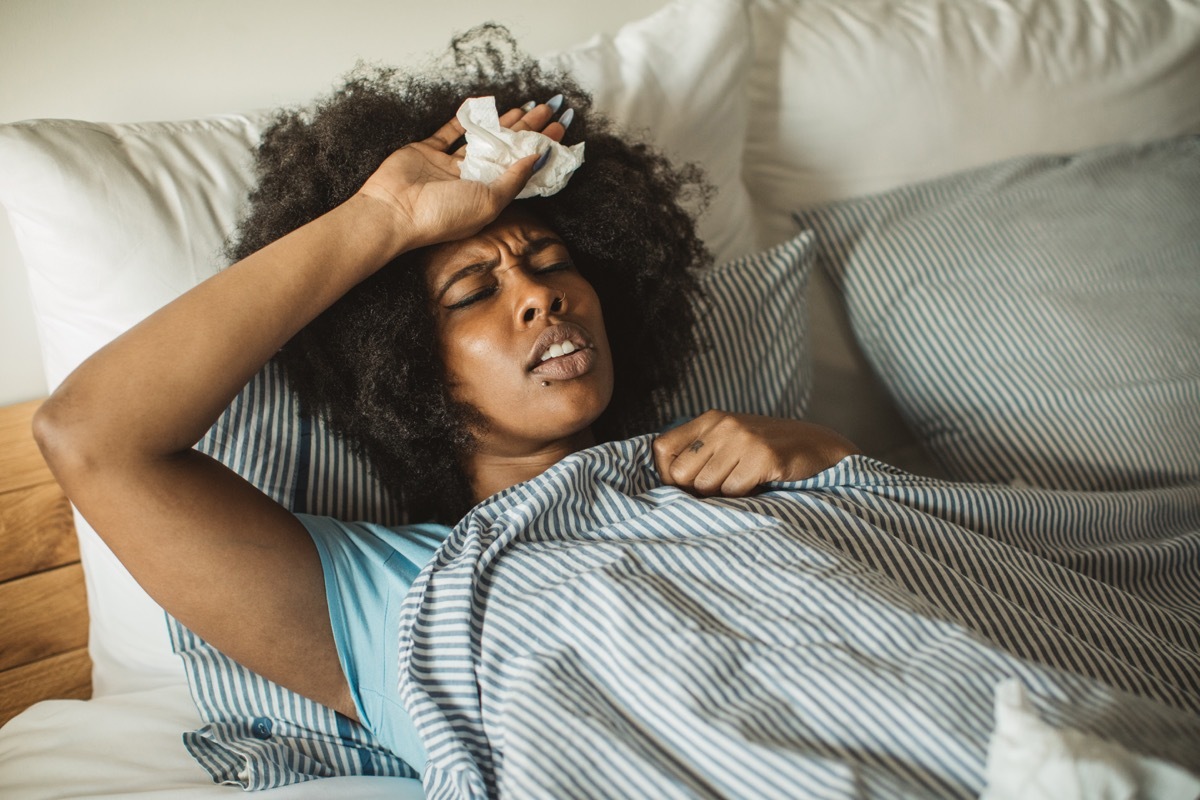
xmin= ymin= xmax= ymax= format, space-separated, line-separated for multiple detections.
xmin=424 ymin=210 xmax=564 ymax=273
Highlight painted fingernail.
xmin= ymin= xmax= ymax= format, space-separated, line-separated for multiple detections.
xmin=557 ymin=108 xmax=574 ymax=130
xmin=520 ymin=100 xmax=536 ymax=112
xmin=533 ymin=148 xmax=551 ymax=173
xmin=546 ymin=94 xmax=564 ymax=113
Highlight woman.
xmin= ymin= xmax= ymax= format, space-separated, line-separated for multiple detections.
xmin=32 ymin=28 xmax=856 ymax=771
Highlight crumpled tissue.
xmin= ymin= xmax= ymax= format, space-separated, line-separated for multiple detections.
xmin=981 ymin=680 xmax=1200 ymax=800
xmin=456 ymin=96 xmax=584 ymax=199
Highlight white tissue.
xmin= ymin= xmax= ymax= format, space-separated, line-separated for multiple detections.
xmin=456 ymin=96 xmax=584 ymax=199
xmin=981 ymin=680 xmax=1200 ymax=800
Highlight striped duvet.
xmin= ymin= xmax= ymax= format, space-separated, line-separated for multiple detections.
xmin=398 ymin=435 xmax=1200 ymax=799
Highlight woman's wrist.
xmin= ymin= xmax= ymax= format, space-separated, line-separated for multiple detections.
xmin=339 ymin=191 xmax=422 ymax=267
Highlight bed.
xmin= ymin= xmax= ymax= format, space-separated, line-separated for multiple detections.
xmin=2 ymin=0 xmax=1199 ymax=797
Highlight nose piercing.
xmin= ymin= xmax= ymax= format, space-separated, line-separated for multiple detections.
xmin=550 ymin=296 xmax=564 ymax=312
xmin=541 ymin=381 xmax=550 ymax=387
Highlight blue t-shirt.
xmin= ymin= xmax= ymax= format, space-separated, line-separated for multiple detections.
xmin=296 ymin=513 xmax=450 ymax=773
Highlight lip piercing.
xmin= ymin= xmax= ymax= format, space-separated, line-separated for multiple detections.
xmin=541 ymin=381 xmax=550 ymax=387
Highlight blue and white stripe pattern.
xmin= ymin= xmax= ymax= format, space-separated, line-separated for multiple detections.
xmin=193 ymin=360 xmax=404 ymax=522
xmin=793 ymin=135 xmax=1200 ymax=491
xmin=169 ymin=623 xmax=417 ymax=786
xmin=162 ymin=230 xmax=817 ymax=789
xmin=399 ymin=436 xmax=1200 ymax=799
xmin=661 ymin=231 xmax=814 ymax=422
xmin=169 ymin=360 xmax=414 ymax=788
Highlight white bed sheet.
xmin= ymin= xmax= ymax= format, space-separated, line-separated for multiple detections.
xmin=0 ymin=685 xmax=422 ymax=799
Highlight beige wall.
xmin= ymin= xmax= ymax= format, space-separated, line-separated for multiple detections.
xmin=0 ymin=0 xmax=667 ymax=405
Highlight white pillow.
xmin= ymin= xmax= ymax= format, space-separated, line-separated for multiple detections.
xmin=0 ymin=2 xmax=755 ymax=695
xmin=746 ymin=0 xmax=1200 ymax=244
xmin=1 ymin=116 xmax=267 ymax=394
xmin=744 ymin=0 xmax=1200 ymax=462
xmin=0 ymin=116 xmax=268 ymax=694
xmin=0 ymin=685 xmax=423 ymax=799
xmin=541 ymin=0 xmax=755 ymax=265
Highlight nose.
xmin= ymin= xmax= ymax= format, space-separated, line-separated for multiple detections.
xmin=515 ymin=272 xmax=566 ymax=324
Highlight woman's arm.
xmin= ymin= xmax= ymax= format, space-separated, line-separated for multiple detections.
xmin=33 ymin=107 xmax=555 ymax=718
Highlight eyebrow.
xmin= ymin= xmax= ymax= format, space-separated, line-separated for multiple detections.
xmin=434 ymin=236 xmax=564 ymax=302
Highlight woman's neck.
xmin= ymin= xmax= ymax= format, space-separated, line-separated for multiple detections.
xmin=467 ymin=428 xmax=596 ymax=503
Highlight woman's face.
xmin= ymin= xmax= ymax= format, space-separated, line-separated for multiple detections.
xmin=425 ymin=208 xmax=614 ymax=456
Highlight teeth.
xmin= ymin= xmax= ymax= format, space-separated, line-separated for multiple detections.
xmin=538 ymin=340 xmax=582 ymax=363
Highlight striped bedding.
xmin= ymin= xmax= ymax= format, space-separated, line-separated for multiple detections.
xmin=166 ymin=229 xmax=820 ymax=789
xmin=399 ymin=435 xmax=1200 ymax=799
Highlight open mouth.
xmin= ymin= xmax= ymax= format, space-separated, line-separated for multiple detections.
xmin=531 ymin=346 xmax=597 ymax=380
xmin=527 ymin=322 xmax=597 ymax=380
xmin=538 ymin=339 xmax=583 ymax=362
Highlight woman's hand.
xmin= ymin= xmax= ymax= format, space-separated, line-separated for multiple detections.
xmin=653 ymin=411 xmax=861 ymax=497
xmin=358 ymin=99 xmax=568 ymax=251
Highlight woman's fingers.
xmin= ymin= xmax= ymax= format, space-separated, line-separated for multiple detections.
xmin=452 ymin=98 xmax=571 ymax=155
xmin=486 ymin=152 xmax=543 ymax=206
xmin=360 ymin=95 xmax=576 ymax=248
xmin=666 ymin=443 xmax=715 ymax=489
xmin=689 ymin=449 xmax=743 ymax=497
xmin=720 ymin=461 xmax=766 ymax=498
xmin=510 ymin=100 xmax=569 ymax=143
xmin=497 ymin=105 xmax=527 ymax=128
xmin=452 ymin=106 xmax=524 ymax=157
xmin=668 ymin=429 xmax=766 ymax=497
xmin=424 ymin=117 xmax=467 ymax=151
xmin=508 ymin=95 xmax=562 ymax=132
xmin=652 ymin=416 xmax=706 ymax=478
xmin=653 ymin=412 xmax=862 ymax=498
xmin=653 ymin=412 xmax=726 ymax=491
xmin=660 ymin=440 xmax=755 ymax=498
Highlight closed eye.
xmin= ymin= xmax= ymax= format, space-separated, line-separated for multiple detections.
xmin=445 ymin=263 xmax=573 ymax=311
xmin=446 ymin=285 xmax=497 ymax=310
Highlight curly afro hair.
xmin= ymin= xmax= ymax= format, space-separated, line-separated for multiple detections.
xmin=227 ymin=24 xmax=712 ymax=523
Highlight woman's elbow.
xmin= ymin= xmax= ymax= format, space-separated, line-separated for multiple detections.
xmin=33 ymin=391 xmax=100 ymax=485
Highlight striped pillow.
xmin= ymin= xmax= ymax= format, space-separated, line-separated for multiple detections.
xmin=663 ymin=230 xmax=815 ymax=421
xmin=168 ymin=233 xmax=816 ymax=787
xmin=794 ymin=135 xmax=1200 ymax=490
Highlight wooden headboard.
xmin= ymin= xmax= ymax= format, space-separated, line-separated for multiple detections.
xmin=0 ymin=399 xmax=91 ymax=726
